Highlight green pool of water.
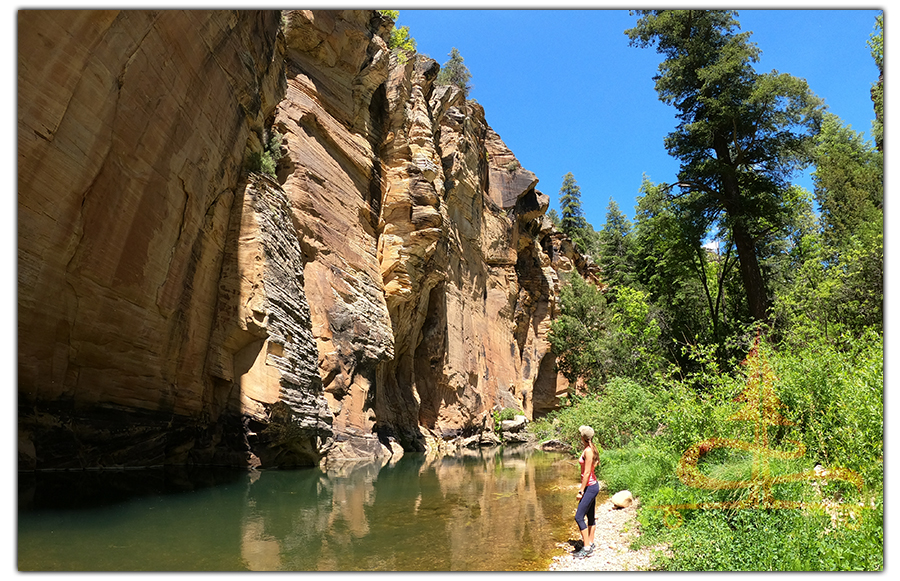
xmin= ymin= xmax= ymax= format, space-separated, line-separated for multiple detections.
xmin=18 ymin=445 xmax=604 ymax=571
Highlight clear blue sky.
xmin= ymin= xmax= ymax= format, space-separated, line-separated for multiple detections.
xmin=393 ymin=8 xmax=883 ymax=230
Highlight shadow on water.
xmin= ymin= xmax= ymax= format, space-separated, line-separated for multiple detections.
xmin=18 ymin=446 xmax=592 ymax=571
xmin=18 ymin=466 xmax=248 ymax=512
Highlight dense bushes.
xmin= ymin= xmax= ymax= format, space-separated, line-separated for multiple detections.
xmin=530 ymin=331 xmax=883 ymax=570
xmin=530 ymin=376 xmax=669 ymax=454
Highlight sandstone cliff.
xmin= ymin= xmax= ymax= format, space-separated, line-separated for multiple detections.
xmin=18 ymin=9 xmax=577 ymax=471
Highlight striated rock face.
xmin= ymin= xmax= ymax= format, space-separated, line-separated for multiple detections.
xmin=359 ymin=49 xmax=568 ymax=452
xmin=16 ymin=9 xmax=318 ymax=469
xmin=18 ymin=9 xmax=576 ymax=470
xmin=270 ymin=10 xmax=571 ymax=458
xmin=272 ymin=10 xmax=397 ymax=461
xmin=204 ymin=173 xmax=333 ymax=467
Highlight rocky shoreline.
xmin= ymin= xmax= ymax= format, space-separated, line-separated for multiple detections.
xmin=548 ymin=493 xmax=672 ymax=571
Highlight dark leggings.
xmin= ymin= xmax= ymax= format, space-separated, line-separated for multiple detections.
xmin=575 ymin=481 xmax=600 ymax=531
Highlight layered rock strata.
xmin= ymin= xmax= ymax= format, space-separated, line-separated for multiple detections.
xmin=18 ymin=10 xmax=289 ymax=469
xmin=18 ymin=9 xmax=575 ymax=470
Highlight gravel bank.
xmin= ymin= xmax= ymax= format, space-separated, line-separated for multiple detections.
xmin=548 ymin=492 xmax=672 ymax=571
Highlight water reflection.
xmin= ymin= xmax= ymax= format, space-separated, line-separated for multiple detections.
xmin=19 ymin=446 xmax=588 ymax=571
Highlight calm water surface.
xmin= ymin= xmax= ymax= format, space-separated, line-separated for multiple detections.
xmin=18 ymin=446 xmax=604 ymax=571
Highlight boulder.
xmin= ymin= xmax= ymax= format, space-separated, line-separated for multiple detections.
xmin=611 ymin=490 xmax=634 ymax=508
xmin=500 ymin=415 xmax=527 ymax=433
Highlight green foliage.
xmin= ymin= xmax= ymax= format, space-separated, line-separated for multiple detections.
xmin=568 ymin=332 xmax=884 ymax=571
xmin=491 ymin=407 xmax=523 ymax=436
xmin=772 ymin=329 xmax=883 ymax=486
xmin=629 ymin=176 xmax=750 ymax=368
xmin=246 ymin=129 xmax=283 ymax=177
xmin=772 ymin=220 xmax=883 ymax=341
xmin=626 ymin=9 xmax=825 ymax=322
xmin=548 ymin=272 xmax=608 ymax=387
xmin=639 ymin=498 xmax=883 ymax=571
xmin=600 ymin=440 xmax=678 ymax=499
xmin=597 ymin=198 xmax=634 ymax=290
xmin=389 ymin=25 xmax=416 ymax=52
xmin=868 ymin=13 xmax=883 ymax=150
xmin=529 ymin=394 xmax=606 ymax=455
xmin=436 ymin=47 xmax=472 ymax=97
xmin=380 ymin=10 xmax=417 ymax=58
xmin=604 ymin=286 xmax=665 ymax=380
xmin=812 ymin=113 xmax=883 ymax=249
xmin=549 ymin=271 xmax=666 ymax=387
xmin=653 ymin=343 xmax=746 ymax=454
xmin=557 ymin=172 xmax=588 ymax=249
xmin=594 ymin=377 xmax=669 ymax=448
xmin=529 ymin=377 xmax=669 ymax=452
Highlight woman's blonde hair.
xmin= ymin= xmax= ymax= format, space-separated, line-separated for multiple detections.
xmin=579 ymin=425 xmax=594 ymax=440
xmin=579 ymin=425 xmax=599 ymax=464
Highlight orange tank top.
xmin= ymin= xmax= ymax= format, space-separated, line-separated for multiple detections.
xmin=579 ymin=448 xmax=598 ymax=486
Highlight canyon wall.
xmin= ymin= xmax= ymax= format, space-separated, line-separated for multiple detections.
xmin=18 ymin=9 xmax=575 ymax=471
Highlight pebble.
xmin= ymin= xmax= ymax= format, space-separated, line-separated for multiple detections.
xmin=548 ymin=496 xmax=672 ymax=571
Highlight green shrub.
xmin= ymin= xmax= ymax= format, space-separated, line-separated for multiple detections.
xmin=548 ymin=330 xmax=883 ymax=571
xmin=529 ymin=376 xmax=668 ymax=452
xmin=772 ymin=328 xmax=883 ymax=487
xmin=246 ymin=129 xmax=283 ymax=177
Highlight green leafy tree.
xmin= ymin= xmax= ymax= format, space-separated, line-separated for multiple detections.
xmin=771 ymin=113 xmax=883 ymax=341
xmin=436 ymin=47 xmax=472 ymax=97
xmin=379 ymin=10 xmax=417 ymax=53
xmin=549 ymin=272 xmax=609 ymax=389
xmin=389 ymin=25 xmax=416 ymax=52
xmin=549 ymin=272 xmax=664 ymax=388
xmin=246 ymin=129 xmax=284 ymax=177
xmin=812 ymin=113 xmax=883 ymax=250
xmin=626 ymin=10 xmax=825 ymax=322
xmin=630 ymin=176 xmax=743 ymax=361
xmin=868 ymin=13 xmax=883 ymax=151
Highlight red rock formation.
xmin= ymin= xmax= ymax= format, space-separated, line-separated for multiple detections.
xmin=18 ymin=9 xmax=288 ymax=469
xmin=18 ymin=9 xmax=579 ymax=470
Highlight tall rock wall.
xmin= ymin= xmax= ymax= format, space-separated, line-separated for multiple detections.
xmin=17 ymin=9 xmax=291 ymax=469
xmin=17 ymin=9 xmax=572 ymax=471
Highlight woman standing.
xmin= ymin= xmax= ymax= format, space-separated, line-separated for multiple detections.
xmin=573 ymin=425 xmax=600 ymax=558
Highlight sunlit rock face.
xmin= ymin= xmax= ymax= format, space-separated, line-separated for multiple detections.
xmin=271 ymin=10 xmax=397 ymax=460
xmin=368 ymin=52 xmax=568 ymax=451
xmin=18 ymin=9 xmax=573 ymax=470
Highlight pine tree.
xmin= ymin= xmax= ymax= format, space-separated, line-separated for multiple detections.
xmin=559 ymin=172 xmax=588 ymax=242
xmin=626 ymin=10 xmax=824 ymax=321
xmin=436 ymin=48 xmax=472 ymax=97
xmin=868 ymin=13 xmax=883 ymax=151
xmin=600 ymin=199 xmax=632 ymax=260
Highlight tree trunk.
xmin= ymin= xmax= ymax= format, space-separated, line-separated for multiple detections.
xmin=714 ymin=133 xmax=769 ymax=322
xmin=731 ymin=219 xmax=768 ymax=321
